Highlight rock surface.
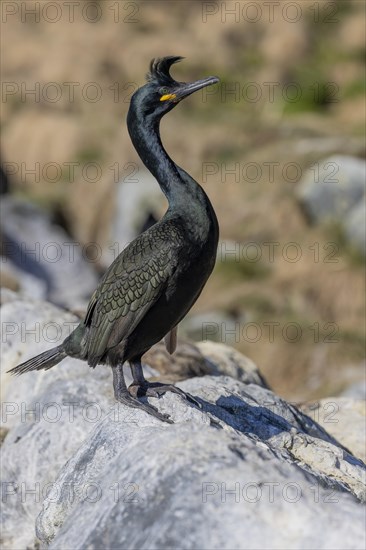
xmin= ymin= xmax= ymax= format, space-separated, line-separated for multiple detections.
xmin=110 ymin=170 xmax=164 ymax=264
xmin=301 ymin=398 xmax=366 ymax=463
xmin=197 ymin=341 xmax=269 ymax=388
xmin=344 ymin=201 xmax=366 ymax=256
xmin=1 ymin=293 xmax=365 ymax=550
xmin=296 ymin=155 xmax=366 ymax=255
xmin=0 ymin=197 xmax=99 ymax=309
xmin=296 ymin=155 xmax=365 ymax=224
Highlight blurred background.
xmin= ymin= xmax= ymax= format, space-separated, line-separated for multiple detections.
xmin=1 ymin=0 xmax=365 ymax=401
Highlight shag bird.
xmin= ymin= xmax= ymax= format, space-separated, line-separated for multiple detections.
xmin=8 ymin=56 xmax=220 ymax=423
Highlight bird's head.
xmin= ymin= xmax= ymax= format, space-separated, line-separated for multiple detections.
xmin=129 ymin=56 xmax=219 ymax=121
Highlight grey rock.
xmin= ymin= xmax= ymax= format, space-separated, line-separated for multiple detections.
xmin=197 ymin=341 xmax=268 ymax=387
xmin=35 ymin=389 xmax=365 ymax=550
xmin=0 ymin=258 xmax=47 ymax=298
xmin=1 ymin=289 xmax=80 ymax=407
xmin=143 ymin=338 xmax=266 ymax=387
xmin=297 ymin=155 xmax=365 ymax=224
xmin=181 ymin=310 xmax=235 ymax=343
xmin=292 ymin=136 xmax=364 ymax=157
xmin=33 ymin=377 xmax=365 ymax=549
xmin=301 ymin=398 xmax=366 ymax=462
xmin=341 ymin=379 xmax=366 ymax=400
xmin=0 ymin=290 xmax=156 ymax=425
xmin=344 ymin=201 xmax=366 ymax=255
xmin=1 ymin=295 xmax=365 ymax=550
xmin=0 ymin=197 xmax=98 ymax=309
xmin=1 ymin=370 xmax=114 ymax=550
xmin=0 ymin=294 xmax=156 ymax=550
xmin=107 ymin=170 xmax=164 ymax=267
xmin=142 ymin=339 xmax=210 ymax=381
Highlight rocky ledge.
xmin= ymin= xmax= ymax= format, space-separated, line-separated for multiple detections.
xmin=1 ymin=291 xmax=365 ymax=550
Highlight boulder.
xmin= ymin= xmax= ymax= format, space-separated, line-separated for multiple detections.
xmin=106 ymin=170 xmax=164 ymax=268
xmin=197 ymin=341 xmax=269 ymax=387
xmin=0 ymin=258 xmax=47 ymax=298
xmin=296 ymin=155 xmax=365 ymax=224
xmin=340 ymin=379 xmax=366 ymax=400
xmin=0 ymin=197 xmax=98 ymax=309
xmin=181 ymin=310 xmax=235 ymax=343
xmin=344 ymin=201 xmax=366 ymax=256
xmin=301 ymin=398 xmax=366 ymax=463
xmin=1 ymin=293 xmax=365 ymax=550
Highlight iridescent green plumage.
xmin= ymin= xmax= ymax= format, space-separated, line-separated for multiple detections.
xmin=82 ymin=221 xmax=183 ymax=367
xmin=9 ymin=57 xmax=220 ymax=423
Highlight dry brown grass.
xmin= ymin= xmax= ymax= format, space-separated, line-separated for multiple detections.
xmin=1 ymin=0 xmax=365 ymax=400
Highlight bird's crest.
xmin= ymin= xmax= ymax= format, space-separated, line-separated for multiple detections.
xmin=146 ymin=56 xmax=184 ymax=85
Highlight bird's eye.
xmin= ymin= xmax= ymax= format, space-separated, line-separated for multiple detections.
xmin=160 ymin=87 xmax=168 ymax=95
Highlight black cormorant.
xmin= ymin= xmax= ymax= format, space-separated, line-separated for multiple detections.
xmin=8 ymin=56 xmax=220 ymax=423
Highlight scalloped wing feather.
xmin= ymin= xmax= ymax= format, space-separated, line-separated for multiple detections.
xmin=83 ymin=224 xmax=182 ymax=367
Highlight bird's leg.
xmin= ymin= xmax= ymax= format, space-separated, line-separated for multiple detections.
xmin=128 ymin=361 xmax=148 ymax=395
xmin=112 ymin=363 xmax=173 ymax=423
xmin=129 ymin=360 xmax=201 ymax=408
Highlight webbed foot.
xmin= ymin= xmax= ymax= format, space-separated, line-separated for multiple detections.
xmin=112 ymin=363 xmax=173 ymax=423
xmin=115 ymin=392 xmax=173 ymax=424
xmin=128 ymin=382 xmax=202 ymax=408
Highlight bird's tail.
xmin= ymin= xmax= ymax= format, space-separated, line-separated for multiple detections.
xmin=7 ymin=346 xmax=66 ymax=376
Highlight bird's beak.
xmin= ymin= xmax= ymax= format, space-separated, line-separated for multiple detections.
xmin=175 ymin=76 xmax=219 ymax=100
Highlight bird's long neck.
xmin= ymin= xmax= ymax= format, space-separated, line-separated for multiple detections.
xmin=127 ymin=112 xmax=210 ymax=217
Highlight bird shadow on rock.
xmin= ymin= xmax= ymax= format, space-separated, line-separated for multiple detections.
xmin=192 ymin=392 xmax=359 ymax=466
xmin=196 ymin=393 xmax=299 ymax=438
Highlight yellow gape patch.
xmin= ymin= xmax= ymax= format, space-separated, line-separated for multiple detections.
xmin=160 ymin=93 xmax=177 ymax=101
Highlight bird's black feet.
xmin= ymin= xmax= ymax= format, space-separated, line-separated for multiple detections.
xmin=112 ymin=364 xmax=173 ymax=423
xmin=115 ymin=392 xmax=173 ymax=424
xmin=128 ymin=382 xmax=202 ymax=408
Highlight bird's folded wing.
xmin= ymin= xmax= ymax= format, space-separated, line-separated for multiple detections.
xmin=83 ymin=230 xmax=179 ymax=367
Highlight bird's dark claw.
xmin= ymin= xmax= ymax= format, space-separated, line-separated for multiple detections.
xmin=115 ymin=393 xmax=173 ymax=424
xmin=128 ymin=382 xmax=202 ymax=408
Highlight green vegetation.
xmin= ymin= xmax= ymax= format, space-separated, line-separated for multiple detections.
xmin=215 ymin=256 xmax=271 ymax=281
xmin=324 ymin=221 xmax=365 ymax=267
xmin=74 ymin=148 xmax=104 ymax=164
